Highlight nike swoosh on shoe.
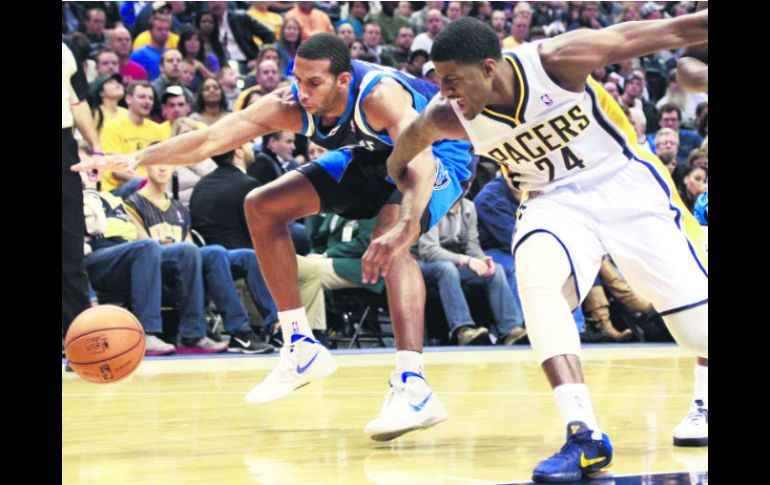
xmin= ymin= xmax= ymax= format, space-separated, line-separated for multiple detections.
xmin=234 ymin=337 xmax=251 ymax=347
xmin=296 ymin=349 xmax=320 ymax=374
xmin=409 ymin=392 xmax=432 ymax=412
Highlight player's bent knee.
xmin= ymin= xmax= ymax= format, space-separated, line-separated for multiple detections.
xmin=662 ymin=304 xmax=708 ymax=357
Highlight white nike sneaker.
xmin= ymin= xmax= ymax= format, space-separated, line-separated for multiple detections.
xmin=364 ymin=370 xmax=449 ymax=441
xmin=244 ymin=334 xmax=338 ymax=405
xmin=673 ymin=399 xmax=708 ymax=447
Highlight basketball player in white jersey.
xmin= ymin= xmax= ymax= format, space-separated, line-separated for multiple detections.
xmin=362 ymin=12 xmax=708 ymax=483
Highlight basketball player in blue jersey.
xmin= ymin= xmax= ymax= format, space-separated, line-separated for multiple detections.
xmin=73 ymin=33 xmax=475 ymax=442
xmin=365 ymin=13 xmax=708 ymax=483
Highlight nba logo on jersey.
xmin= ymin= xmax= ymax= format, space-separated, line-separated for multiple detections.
xmin=291 ymin=321 xmax=300 ymax=334
xmin=540 ymin=93 xmax=554 ymax=106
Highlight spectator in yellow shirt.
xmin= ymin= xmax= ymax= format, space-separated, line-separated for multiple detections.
xmin=284 ymin=2 xmax=334 ymax=41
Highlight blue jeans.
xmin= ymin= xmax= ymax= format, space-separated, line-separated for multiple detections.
xmin=419 ymin=260 xmax=523 ymax=338
xmin=199 ymin=245 xmax=252 ymax=333
xmin=86 ymin=240 xmax=206 ymax=338
xmin=486 ymin=248 xmax=586 ymax=331
xmin=222 ymin=248 xmax=278 ymax=328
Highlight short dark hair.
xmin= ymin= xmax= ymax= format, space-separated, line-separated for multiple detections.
xmin=431 ymin=17 xmax=502 ymax=64
xmin=211 ymin=150 xmax=235 ymax=166
xmin=296 ymin=33 xmax=351 ymax=77
xmin=659 ymin=103 xmax=682 ymax=121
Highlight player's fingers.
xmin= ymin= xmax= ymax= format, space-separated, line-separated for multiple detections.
xmin=71 ymin=159 xmax=96 ymax=171
xmin=361 ymin=244 xmax=380 ymax=284
xmin=378 ymin=247 xmax=393 ymax=279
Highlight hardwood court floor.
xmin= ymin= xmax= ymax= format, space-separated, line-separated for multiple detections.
xmin=62 ymin=345 xmax=707 ymax=484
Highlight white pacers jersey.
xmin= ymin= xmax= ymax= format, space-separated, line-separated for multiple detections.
xmin=452 ymin=40 xmax=632 ymax=194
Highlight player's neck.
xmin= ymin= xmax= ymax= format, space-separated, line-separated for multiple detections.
xmin=488 ymin=59 xmax=516 ymax=107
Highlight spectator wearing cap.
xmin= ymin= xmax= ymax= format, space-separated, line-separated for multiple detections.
xmin=99 ymin=80 xmax=167 ymax=197
xmin=336 ymin=21 xmax=356 ymax=46
xmin=95 ymin=49 xmax=120 ymax=77
xmin=503 ymin=13 xmax=531 ymax=49
xmin=158 ymin=85 xmax=191 ymax=137
xmin=130 ymin=13 xmax=172 ymax=81
xmin=108 ymin=26 xmax=148 ymax=83
xmin=83 ymin=7 xmax=109 ymax=58
xmin=621 ymin=71 xmax=659 ymax=135
xmin=208 ymin=1 xmax=276 ymax=74
xmin=411 ymin=8 xmax=444 ymax=54
xmin=422 ymin=61 xmax=440 ymax=85
xmin=649 ymin=103 xmax=703 ymax=165
xmin=370 ymin=1 xmax=410 ymax=45
xmin=640 ymin=2 xmax=665 ymax=20
xmin=150 ymin=49 xmax=195 ymax=121
xmin=88 ymin=73 xmax=127 ymax=137
xmin=384 ymin=26 xmax=415 ymax=65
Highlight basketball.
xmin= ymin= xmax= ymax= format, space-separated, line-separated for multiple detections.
xmin=65 ymin=305 xmax=146 ymax=384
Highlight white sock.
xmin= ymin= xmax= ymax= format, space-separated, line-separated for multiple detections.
xmin=553 ymin=383 xmax=602 ymax=440
xmin=692 ymin=364 xmax=708 ymax=408
xmin=277 ymin=308 xmax=314 ymax=345
xmin=396 ymin=351 xmax=424 ymax=376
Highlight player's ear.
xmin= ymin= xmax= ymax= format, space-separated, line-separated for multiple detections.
xmin=481 ymin=59 xmax=496 ymax=77
xmin=337 ymin=71 xmax=352 ymax=88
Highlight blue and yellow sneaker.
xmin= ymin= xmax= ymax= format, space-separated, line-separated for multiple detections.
xmin=532 ymin=421 xmax=614 ymax=483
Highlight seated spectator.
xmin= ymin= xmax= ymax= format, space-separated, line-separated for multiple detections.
xmin=350 ymin=39 xmax=367 ymax=60
xmin=243 ymin=45 xmax=282 ymax=88
xmin=422 ymin=61 xmax=440 ymax=85
xmin=336 ymin=21 xmax=356 ymax=47
xmin=397 ymin=1 xmax=414 ymax=19
xmin=687 ymin=148 xmax=708 ymax=169
xmin=179 ymin=58 xmax=197 ymax=91
xmin=653 ymin=127 xmax=680 ymax=164
xmin=602 ymin=81 xmax=621 ymax=104
xmin=627 ymin=107 xmax=655 ymax=154
xmin=88 ymin=73 xmax=127 ymax=137
xmin=167 ymin=117 xmax=216 ymax=206
xmin=444 ymin=1 xmax=463 ymax=24
xmin=158 ymin=86 xmax=192 ymax=137
xmin=417 ymin=197 xmax=527 ymax=346
xmin=99 ymin=80 xmax=167 ymax=197
xmin=695 ymin=101 xmax=708 ymax=139
xmin=655 ymin=69 xmax=708 ymax=130
xmin=650 ymin=103 xmax=704 ymax=164
xmin=384 ymin=26 xmax=415 ymax=65
xmin=130 ymin=13 xmax=172 ymax=81
xmin=489 ymin=9 xmax=508 ymax=40
xmin=276 ymin=18 xmax=303 ymax=77
xmin=410 ymin=1 xmax=448 ymax=35
xmin=83 ymin=7 xmax=109 ymax=58
xmin=370 ymin=1 xmax=410 ymax=45
xmin=108 ymin=26 xmax=148 ymax=83
xmin=196 ymin=11 xmax=226 ymax=69
xmin=83 ymin=187 xmax=226 ymax=356
xmin=658 ymin=151 xmax=678 ymax=176
xmin=411 ymin=8 xmax=444 ymax=54
xmin=124 ymin=163 xmax=272 ymax=354
xmin=361 ymin=22 xmax=396 ymax=66
xmin=247 ymin=131 xmax=300 ymax=185
xmin=621 ymin=71 xmax=659 ymax=135
xmin=677 ymin=165 xmax=708 ymax=213
xmin=304 ymin=212 xmax=386 ymax=342
xmin=207 ymin=0 xmax=276 ymax=74
xmin=178 ymin=27 xmax=221 ymax=93
xmin=567 ymin=1 xmax=607 ymax=31
xmin=150 ymin=49 xmax=196 ymax=121
xmin=339 ymin=1 xmax=369 ymax=38
xmin=409 ymin=49 xmax=430 ymax=75
xmin=95 ymin=49 xmax=120 ymax=77
xmin=233 ymin=59 xmax=289 ymax=111
xmin=190 ymin=78 xmax=230 ymax=126
xmin=248 ymin=1 xmax=284 ymax=41
xmin=190 ymin=145 xmax=278 ymax=327
xmin=502 ymin=13 xmax=531 ymax=49
xmin=217 ymin=65 xmax=241 ymax=112
xmin=131 ymin=1 xmax=186 ymax=41
xmin=582 ymin=257 xmax=640 ymax=342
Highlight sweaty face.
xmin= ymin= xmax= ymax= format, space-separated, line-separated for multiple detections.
xmin=434 ymin=60 xmax=494 ymax=120
xmin=292 ymin=57 xmax=348 ymax=117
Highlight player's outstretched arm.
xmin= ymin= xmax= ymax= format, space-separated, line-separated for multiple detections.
xmin=71 ymin=88 xmax=303 ymax=173
xmin=539 ymin=9 xmax=708 ymax=92
xmin=677 ymin=43 xmax=708 ymax=92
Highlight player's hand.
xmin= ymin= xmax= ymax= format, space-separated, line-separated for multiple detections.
xmin=361 ymin=223 xmax=416 ymax=284
xmin=71 ymin=153 xmax=139 ymax=174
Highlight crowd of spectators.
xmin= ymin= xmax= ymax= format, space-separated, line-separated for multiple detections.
xmin=63 ymin=1 xmax=708 ymax=354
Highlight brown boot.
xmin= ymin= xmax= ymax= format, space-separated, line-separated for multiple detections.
xmin=591 ymin=308 xmax=633 ymax=342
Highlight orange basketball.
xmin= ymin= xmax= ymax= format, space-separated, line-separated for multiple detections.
xmin=65 ymin=305 xmax=146 ymax=384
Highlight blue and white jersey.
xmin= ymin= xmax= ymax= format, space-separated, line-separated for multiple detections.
xmin=292 ymin=59 xmax=442 ymax=154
